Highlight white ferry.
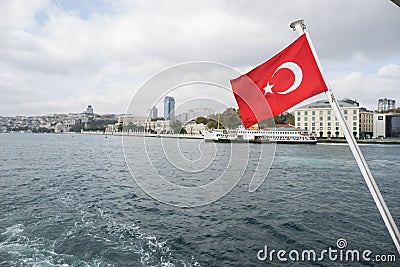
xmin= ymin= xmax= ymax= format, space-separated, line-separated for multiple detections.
xmin=201 ymin=126 xmax=317 ymax=144
xmin=200 ymin=129 xmax=237 ymax=143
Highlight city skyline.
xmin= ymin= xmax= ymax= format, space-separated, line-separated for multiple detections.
xmin=0 ymin=1 xmax=399 ymax=116
xmin=1 ymin=96 xmax=399 ymax=135
xmin=0 ymin=95 xmax=398 ymax=118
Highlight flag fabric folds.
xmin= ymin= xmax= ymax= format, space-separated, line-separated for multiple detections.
xmin=231 ymin=34 xmax=328 ymax=128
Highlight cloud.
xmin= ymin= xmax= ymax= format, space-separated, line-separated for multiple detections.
xmin=0 ymin=0 xmax=50 ymax=29
xmin=378 ymin=64 xmax=400 ymax=78
xmin=328 ymin=64 xmax=400 ymax=110
xmin=0 ymin=0 xmax=399 ymax=116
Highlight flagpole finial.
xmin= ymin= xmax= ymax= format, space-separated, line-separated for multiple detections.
xmin=290 ymin=19 xmax=306 ymax=34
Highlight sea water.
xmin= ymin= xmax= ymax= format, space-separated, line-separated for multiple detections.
xmin=0 ymin=133 xmax=398 ymax=266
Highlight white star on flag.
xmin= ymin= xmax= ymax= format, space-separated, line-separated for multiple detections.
xmin=263 ymin=82 xmax=274 ymax=95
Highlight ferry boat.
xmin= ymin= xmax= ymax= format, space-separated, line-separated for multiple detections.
xmin=200 ymin=129 xmax=237 ymax=143
xmin=201 ymin=127 xmax=317 ymax=144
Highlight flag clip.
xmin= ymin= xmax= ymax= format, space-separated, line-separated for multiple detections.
xmin=290 ymin=19 xmax=306 ymax=31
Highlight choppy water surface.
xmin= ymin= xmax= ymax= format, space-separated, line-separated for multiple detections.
xmin=0 ymin=134 xmax=399 ymax=266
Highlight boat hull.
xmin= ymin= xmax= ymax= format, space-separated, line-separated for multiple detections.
xmin=205 ymin=139 xmax=317 ymax=144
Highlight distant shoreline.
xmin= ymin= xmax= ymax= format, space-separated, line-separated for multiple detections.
xmin=317 ymin=138 xmax=400 ymax=145
xmin=79 ymin=130 xmax=400 ymax=144
xmin=4 ymin=130 xmax=399 ymax=144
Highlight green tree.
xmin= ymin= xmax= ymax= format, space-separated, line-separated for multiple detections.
xmin=377 ymin=107 xmax=400 ymax=114
xmin=284 ymin=113 xmax=295 ymax=125
xmin=273 ymin=112 xmax=294 ymax=125
xmin=273 ymin=115 xmax=285 ymax=124
xmin=207 ymin=114 xmax=224 ymax=129
xmin=220 ymin=108 xmax=241 ymax=129
xmin=151 ymin=117 xmax=165 ymax=121
xmin=69 ymin=124 xmax=84 ymax=133
xmin=180 ymin=128 xmax=187 ymax=134
xmin=207 ymin=118 xmax=219 ymax=129
xmin=195 ymin=116 xmax=208 ymax=125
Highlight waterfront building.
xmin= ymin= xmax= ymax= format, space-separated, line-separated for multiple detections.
xmin=164 ymin=96 xmax=175 ymax=120
xmin=373 ymin=113 xmax=400 ymax=138
xmin=105 ymin=124 xmax=116 ymax=133
xmin=119 ymin=116 xmax=147 ymax=127
xmin=294 ymin=98 xmax=373 ymax=138
xmin=183 ymin=122 xmax=207 ymax=135
xmin=378 ymin=98 xmax=396 ymax=112
xmin=145 ymin=119 xmax=172 ymax=134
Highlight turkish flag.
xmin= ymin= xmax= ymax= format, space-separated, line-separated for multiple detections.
xmin=231 ymin=34 xmax=328 ymax=128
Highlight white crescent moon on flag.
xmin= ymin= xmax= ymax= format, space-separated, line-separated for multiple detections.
xmin=274 ymin=62 xmax=303 ymax=95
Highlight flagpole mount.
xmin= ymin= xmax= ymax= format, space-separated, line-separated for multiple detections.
xmin=290 ymin=19 xmax=306 ymax=33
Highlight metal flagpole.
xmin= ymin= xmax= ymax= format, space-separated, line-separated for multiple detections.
xmin=289 ymin=19 xmax=400 ymax=254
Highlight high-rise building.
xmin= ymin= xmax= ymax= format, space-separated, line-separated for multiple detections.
xmin=150 ymin=107 xmax=158 ymax=119
xmin=86 ymin=105 xmax=94 ymax=115
xmin=163 ymin=96 xmax=175 ymax=120
xmin=378 ymin=98 xmax=395 ymax=112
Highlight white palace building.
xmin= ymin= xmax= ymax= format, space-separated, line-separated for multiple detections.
xmin=294 ymin=98 xmax=374 ymax=139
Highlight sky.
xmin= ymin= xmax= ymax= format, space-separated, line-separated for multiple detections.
xmin=0 ymin=0 xmax=399 ymax=116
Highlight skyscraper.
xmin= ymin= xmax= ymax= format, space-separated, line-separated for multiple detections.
xmin=150 ymin=106 xmax=158 ymax=119
xmin=163 ymin=96 xmax=175 ymax=120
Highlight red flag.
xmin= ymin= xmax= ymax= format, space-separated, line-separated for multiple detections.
xmin=231 ymin=34 xmax=328 ymax=128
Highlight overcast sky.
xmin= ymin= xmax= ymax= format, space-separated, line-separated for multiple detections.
xmin=0 ymin=0 xmax=399 ymax=116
